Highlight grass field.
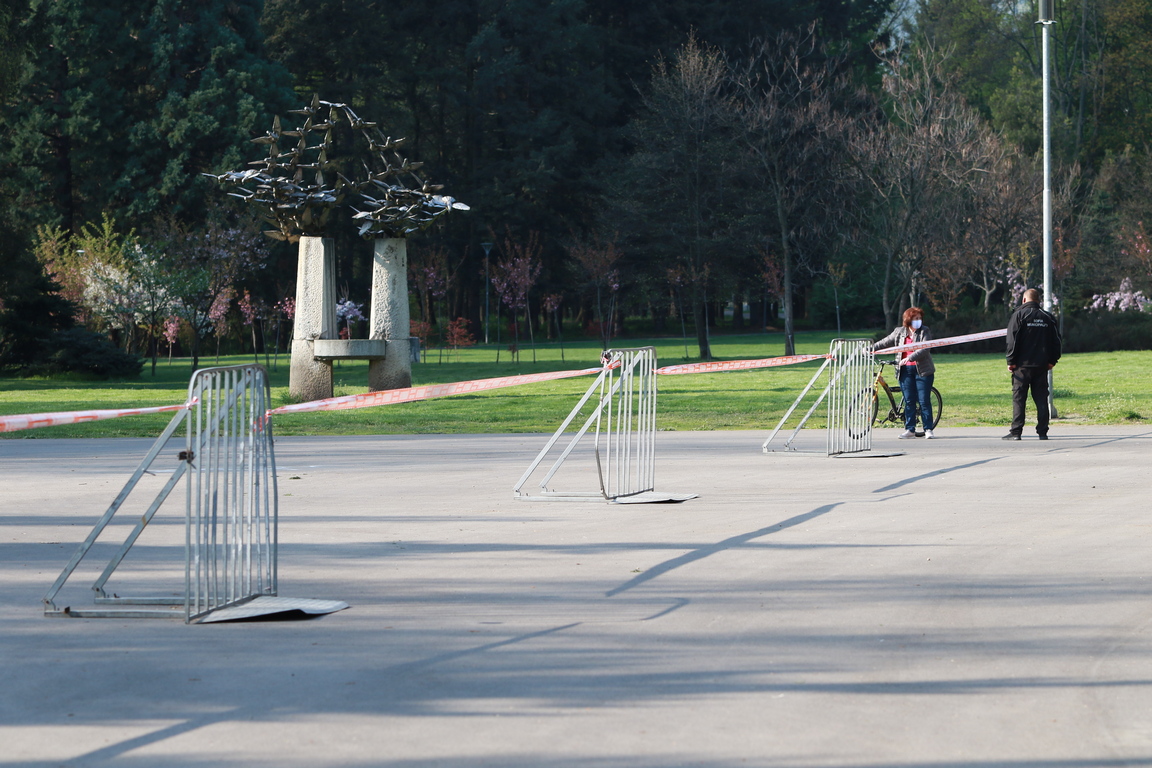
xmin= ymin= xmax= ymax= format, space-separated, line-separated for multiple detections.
xmin=1 ymin=330 xmax=1148 ymax=438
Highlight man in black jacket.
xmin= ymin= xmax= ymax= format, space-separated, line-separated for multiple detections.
xmin=1004 ymin=288 xmax=1062 ymax=440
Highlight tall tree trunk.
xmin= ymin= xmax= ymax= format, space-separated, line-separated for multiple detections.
xmin=776 ymin=188 xmax=796 ymax=356
xmin=527 ymin=299 xmax=536 ymax=363
xmin=693 ymin=285 xmax=711 ymax=360
xmin=881 ymin=249 xmax=897 ymax=328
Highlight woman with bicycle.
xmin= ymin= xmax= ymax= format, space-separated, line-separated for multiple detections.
xmin=872 ymin=307 xmax=936 ymax=439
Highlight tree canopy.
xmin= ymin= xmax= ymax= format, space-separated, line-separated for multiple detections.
xmin=3 ymin=0 xmax=1152 ymax=373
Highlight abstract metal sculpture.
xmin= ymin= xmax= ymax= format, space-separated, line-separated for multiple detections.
xmin=208 ymin=95 xmax=467 ymax=399
xmin=208 ymin=94 xmax=467 ymax=241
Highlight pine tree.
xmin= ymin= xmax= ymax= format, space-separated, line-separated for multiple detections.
xmin=0 ymin=0 xmax=295 ymax=236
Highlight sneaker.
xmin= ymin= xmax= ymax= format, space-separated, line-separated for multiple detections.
xmin=1001 ymin=433 xmax=1021 ymax=441
xmin=925 ymin=429 xmax=935 ymax=439
xmin=899 ymin=430 xmax=916 ymax=439
xmin=1038 ymin=434 xmax=1049 ymax=441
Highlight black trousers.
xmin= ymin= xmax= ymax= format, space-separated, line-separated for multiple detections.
xmin=1010 ymin=366 xmax=1050 ymax=436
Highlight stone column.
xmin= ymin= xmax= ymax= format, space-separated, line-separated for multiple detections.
xmin=368 ymin=237 xmax=412 ymax=391
xmin=289 ymin=236 xmax=337 ymax=401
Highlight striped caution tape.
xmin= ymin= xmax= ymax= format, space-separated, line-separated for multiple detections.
xmin=0 ymin=402 xmax=193 ymax=434
xmin=654 ymin=354 xmax=829 ymax=376
xmin=655 ymin=330 xmax=1005 ymax=375
xmin=873 ymin=328 xmax=1006 ymax=358
xmin=0 ymin=329 xmax=1010 ymax=431
xmin=267 ymin=366 xmax=604 ymax=415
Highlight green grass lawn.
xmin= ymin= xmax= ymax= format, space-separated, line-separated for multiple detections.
xmin=1 ymin=330 xmax=1149 ymax=438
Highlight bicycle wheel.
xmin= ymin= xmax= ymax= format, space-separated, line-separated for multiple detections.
xmin=929 ymin=387 xmax=943 ymax=429
xmin=847 ymin=388 xmax=878 ymax=439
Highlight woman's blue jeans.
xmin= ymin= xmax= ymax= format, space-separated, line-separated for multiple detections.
xmin=898 ymin=366 xmax=934 ymax=431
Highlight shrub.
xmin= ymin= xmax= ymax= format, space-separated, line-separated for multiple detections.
xmin=1063 ymin=311 xmax=1152 ymax=353
xmin=918 ymin=300 xmax=1010 ymax=354
xmin=26 ymin=328 xmax=143 ymax=379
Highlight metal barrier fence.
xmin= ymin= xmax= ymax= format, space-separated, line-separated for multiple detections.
xmin=515 ymin=348 xmax=691 ymax=503
xmin=185 ymin=365 xmax=278 ymax=621
xmin=762 ymin=339 xmax=875 ymax=456
xmin=43 ymin=364 xmax=279 ymax=622
xmin=599 ymin=347 xmax=657 ymax=499
xmin=825 ymin=339 xmax=874 ymax=455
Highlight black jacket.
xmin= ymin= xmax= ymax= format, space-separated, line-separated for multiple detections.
xmin=1006 ymin=302 xmax=1061 ymax=367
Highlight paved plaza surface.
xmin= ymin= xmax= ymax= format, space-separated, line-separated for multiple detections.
xmin=1 ymin=425 xmax=1150 ymax=767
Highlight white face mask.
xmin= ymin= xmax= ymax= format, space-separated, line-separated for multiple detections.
xmin=911 ymin=319 xmax=923 ymax=330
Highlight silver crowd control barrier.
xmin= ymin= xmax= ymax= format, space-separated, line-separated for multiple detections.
xmin=514 ymin=348 xmax=694 ymax=503
xmin=825 ymin=339 xmax=875 ymax=455
xmin=43 ymin=364 xmax=346 ymax=623
xmin=185 ymin=366 xmax=278 ymax=621
xmin=762 ymin=339 xmax=879 ymax=456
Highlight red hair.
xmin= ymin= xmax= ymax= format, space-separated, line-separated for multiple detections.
xmin=902 ymin=307 xmax=923 ymax=329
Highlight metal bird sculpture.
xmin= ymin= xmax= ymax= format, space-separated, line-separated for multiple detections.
xmin=207 ymin=95 xmax=466 ymax=242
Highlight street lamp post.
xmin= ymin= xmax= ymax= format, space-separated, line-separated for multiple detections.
xmin=480 ymin=242 xmax=493 ymax=345
xmin=1039 ymin=0 xmax=1058 ymax=417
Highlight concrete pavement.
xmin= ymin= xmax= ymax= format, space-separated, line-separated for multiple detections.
xmin=1 ymin=426 xmax=1150 ymax=767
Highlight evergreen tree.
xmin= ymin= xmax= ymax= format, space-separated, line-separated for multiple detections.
xmin=0 ymin=0 xmax=295 ymax=236
xmin=0 ymin=0 xmax=30 ymax=101
xmin=260 ymin=0 xmax=896 ymax=330
xmin=0 ymin=236 xmax=77 ymax=372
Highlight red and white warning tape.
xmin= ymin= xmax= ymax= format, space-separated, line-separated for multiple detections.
xmin=657 ymin=329 xmax=1006 ymax=375
xmin=873 ymin=328 xmax=1007 ymax=358
xmin=0 ymin=328 xmax=1009 ymax=432
xmin=655 ymin=354 xmax=829 ymax=376
xmin=266 ymin=366 xmax=604 ymax=415
xmin=0 ymin=402 xmax=192 ymax=434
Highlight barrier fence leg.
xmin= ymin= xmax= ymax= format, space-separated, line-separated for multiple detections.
xmin=515 ymin=348 xmax=694 ymax=504
xmin=763 ymin=339 xmax=879 ymax=457
xmin=43 ymin=364 xmax=346 ymax=623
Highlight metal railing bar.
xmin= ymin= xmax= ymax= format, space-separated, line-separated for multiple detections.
xmin=511 ymin=367 xmax=612 ymax=495
xmin=90 ymin=463 xmax=189 ymax=596
xmin=43 ymin=408 xmax=189 ymax=610
xmin=761 ymin=358 xmax=831 ymax=452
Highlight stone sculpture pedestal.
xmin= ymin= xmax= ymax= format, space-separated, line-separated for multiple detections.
xmin=289 ymin=236 xmax=337 ymax=402
xmin=368 ymin=238 xmax=412 ymax=391
xmin=287 ymin=235 xmax=413 ymax=402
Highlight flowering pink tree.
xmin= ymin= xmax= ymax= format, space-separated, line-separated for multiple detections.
xmin=568 ymin=233 xmax=621 ymax=351
xmin=1119 ymin=222 xmax=1152 ymax=288
xmin=491 ymin=230 xmax=544 ymax=363
xmin=543 ymin=293 xmax=564 ymax=361
xmin=410 ymin=319 xmax=433 ymax=354
xmin=758 ymin=249 xmax=783 ymax=331
xmin=269 ymin=296 xmax=295 ymax=370
xmin=147 ymin=208 xmax=268 ymax=369
xmin=239 ymin=290 xmax=270 ymax=364
xmin=163 ymin=316 xmax=180 ymax=365
xmin=408 ymin=248 xmax=448 ymax=326
xmin=209 ymin=287 xmax=234 ymax=363
xmin=445 ymin=318 xmax=476 ymax=362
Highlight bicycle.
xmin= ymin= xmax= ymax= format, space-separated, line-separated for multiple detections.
xmin=848 ymin=358 xmax=943 ymax=439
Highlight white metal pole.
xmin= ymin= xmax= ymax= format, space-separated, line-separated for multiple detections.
xmin=1040 ymin=2 xmax=1058 ymax=417
xmin=1042 ymin=25 xmax=1052 ymax=312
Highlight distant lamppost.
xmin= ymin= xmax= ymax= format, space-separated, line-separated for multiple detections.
xmin=480 ymin=242 xmax=494 ymax=344
xmin=1039 ymin=0 xmax=1058 ymax=416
